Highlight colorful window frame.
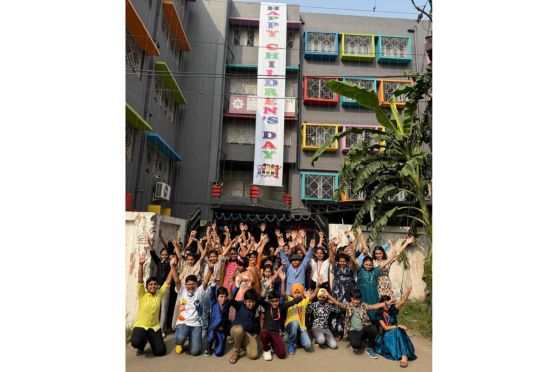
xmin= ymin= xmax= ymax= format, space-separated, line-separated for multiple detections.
xmin=340 ymin=33 xmax=375 ymax=61
xmin=303 ymin=76 xmax=339 ymax=105
xmin=378 ymin=79 xmax=413 ymax=108
xmin=301 ymin=172 xmax=339 ymax=201
xmin=340 ymin=183 xmax=366 ymax=202
xmin=340 ymin=77 xmax=376 ymax=107
xmin=340 ymin=125 xmax=385 ymax=152
xmin=376 ymin=35 xmax=412 ymax=64
xmin=304 ymin=31 xmax=339 ymax=60
xmin=302 ymin=124 xmax=339 ymax=151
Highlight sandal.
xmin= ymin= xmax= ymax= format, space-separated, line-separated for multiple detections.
xmin=229 ymin=352 xmax=239 ymax=364
xmin=400 ymin=361 xmax=408 ymax=368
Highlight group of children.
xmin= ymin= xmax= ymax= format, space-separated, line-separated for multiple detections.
xmin=131 ymin=222 xmax=418 ymax=368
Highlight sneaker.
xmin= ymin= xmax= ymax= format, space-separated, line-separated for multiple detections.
xmin=263 ymin=350 xmax=272 ymax=361
xmin=366 ymin=348 xmax=379 ymax=359
xmin=204 ymin=349 xmax=212 ymax=357
xmin=175 ymin=345 xmax=183 ymax=354
xmin=136 ymin=349 xmax=144 ymax=356
xmin=288 ymin=343 xmax=295 ymax=355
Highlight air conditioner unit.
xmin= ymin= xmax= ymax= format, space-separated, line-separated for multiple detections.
xmin=153 ymin=182 xmax=171 ymax=201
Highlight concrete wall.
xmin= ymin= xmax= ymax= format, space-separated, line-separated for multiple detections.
xmin=328 ymin=224 xmax=430 ymax=301
xmin=125 ymin=212 xmax=186 ymax=328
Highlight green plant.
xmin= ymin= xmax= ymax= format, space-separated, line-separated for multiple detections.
xmin=398 ymin=300 xmax=432 ymax=339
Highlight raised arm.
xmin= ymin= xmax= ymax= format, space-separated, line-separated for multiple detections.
xmin=366 ymin=299 xmax=396 ymax=311
xmin=166 ymin=256 xmax=177 ymax=286
xmin=148 ymin=238 xmax=161 ymax=264
xmin=138 ymin=252 xmax=147 ymax=284
xmin=328 ymin=239 xmax=337 ymax=265
xmin=325 ymin=291 xmax=346 ymax=310
xmin=396 ymin=236 xmax=415 ymax=255
xmin=396 ymin=286 xmax=412 ymax=309
xmin=278 ymin=270 xmax=287 ymax=299
xmin=298 ymin=230 xmax=307 ymax=255
xmin=318 ymin=231 xmax=324 ymax=248
xmin=197 ymin=239 xmax=209 ymax=264
xmin=305 ymin=275 xmax=323 ymax=302
xmin=201 ymin=262 xmax=213 ymax=291
xmin=170 ymin=256 xmax=181 ymax=291
xmin=158 ymin=230 xmax=168 ymax=248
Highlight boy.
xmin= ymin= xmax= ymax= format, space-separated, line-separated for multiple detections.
xmin=326 ymin=289 xmax=395 ymax=358
xmin=259 ymin=272 xmax=304 ymax=361
xmin=204 ymin=285 xmax=231 ymax=357
xmin=170 ymin=262 xmax=212 ymax=356
xmin=131 ymin=254 xmax=175 ymax=356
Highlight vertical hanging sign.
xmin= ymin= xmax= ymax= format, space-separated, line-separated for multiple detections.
xmin=253 ymin=2 xmax=287 ymax=187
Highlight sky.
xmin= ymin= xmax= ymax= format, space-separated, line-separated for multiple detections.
xmin=234 ymin=0 xmax=431 ymax=19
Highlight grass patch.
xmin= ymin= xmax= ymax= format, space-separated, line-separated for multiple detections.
xmin=398 ymin=300 xmax=432 ymax=339
xmin=126 ymin=327 xmax=132 ymax=344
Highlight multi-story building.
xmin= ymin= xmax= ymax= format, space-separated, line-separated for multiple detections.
xmin=125 ymin=0 xmax=430 ymax=232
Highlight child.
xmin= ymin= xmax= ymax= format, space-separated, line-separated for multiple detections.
xmin=147 ymin=236 xmax=171 ymax=337
xmin=329 ymin=238 xmax=355 ymax=338
xmin=281 ymin=272 xmax=321 ymax=355
xmin=310 ymin=232 xmax=330 ymax=291
xmin=170 ymin=263 xmax=212 ymax=356
xmin=131 ymin=254 xmax=175 ymax=356
xmin=259 ymin=276 xmax=304 ymax=361
xmin=204 ymin=285 xmax=232 ymax=357
xmin=228 ymin=286 xmax=265 ymax=364
xmin=326 ymin=289 xmax=394 ymax=358
xmin=374 ymin=287 xmax=417 ymax=368
xmin=306 ymin=288 xmax=339 ymax=349
xmin=260 ymin=263 xmax=283 ymax=302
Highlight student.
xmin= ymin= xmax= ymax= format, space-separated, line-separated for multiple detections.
xmin=260 ymin=263 xmax=283 ymax=302
xmin=278 ymin=234 xmax=314 ymax=296
xmin=147 ymin=236 xmax=171 ymax=337
xmin=329 ymin=237 xmax=355 ymax=338
xmin=259 ymin=275 xmax=304 ymax=361
xmin=371 ymin=236 xmax=415 ymax=298
xmin=281 ymin=273 xmax=321 ymax=355
xmin=228 ymin=286 xmax=265 ymax=364
xmin=326 ymin=289 xmax=395 ymax=358
xmin=170 ymin=263 xmax=212 ymax=356
xmin=204 ymin=284 xmax=232 ymax=357
xmin=130 ymin=254 xmax=175 ymax=357
xmin=306 ymin=288 xmax=339 ymax=349
xmin=309 ymin=234 xmax=330 ymax=290
xmin=374 ymin=287 xmax=417 ymax=368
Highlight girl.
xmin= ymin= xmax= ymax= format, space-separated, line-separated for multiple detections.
xmin=329 ymin=237 xmax=355 ymax=338
xmin=374 ymin=287 xmax=416 ymax=368
xmin=310 ymin=237 xmax=330 ymax=291
xmin=372 ymin=236 xmax=415 ymax=298
xmin=260 ymin=263 xmax=283 ymax=302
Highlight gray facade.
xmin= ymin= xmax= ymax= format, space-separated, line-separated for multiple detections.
xmin=126 ymin=0 xmax=431 ymax=227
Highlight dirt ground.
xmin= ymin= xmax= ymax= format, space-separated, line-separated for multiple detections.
xmin=126 ymin=329 xmax=432 ymax=372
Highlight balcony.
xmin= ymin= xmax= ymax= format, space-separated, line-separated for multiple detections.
xmin=303 ymin=76 xmax=339 ymax=106
xmin=376 ymin=35 xmax=412 ymax=64
xmin=301 ymin=124 xmax=339 ymax=151
xmin=378 ymin=79 xmax=413 ymax=108
xmin=301 ymin=172 xmax=338 ymax=201
xmin=304 ymin=31 xmax=339 ymax=60
xmin=340 ymin=33 xmax=375 ymax=61
xmin=340 ymin=78 xmax=376 ymax=107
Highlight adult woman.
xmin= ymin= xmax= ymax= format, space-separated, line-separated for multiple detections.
xmin=371 ymin=236 xmax=415 ymax=298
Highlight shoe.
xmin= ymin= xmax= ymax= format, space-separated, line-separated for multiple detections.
xmin=263 ymin=350 xmax=272 ymax=361
xmin=175 ymin=345 xmax=183 ymax=354
xmin=136 ymin=349 xmax=144 ymax=356
xmin=229 ymin=351 xmax=239 ymax=364
xmin=204 ymin=349 xmax=212 ymax=357
xmin=162 ymin=332 xmax=166 ymax=339
xmin=288 ymin=342 xmax=295 ymax=355
xmin=366 ymin=348 xmax=379 ymax=359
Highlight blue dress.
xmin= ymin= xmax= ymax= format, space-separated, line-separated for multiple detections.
xmin=373 ymin=308 xmax=417 ymax=361
xmin=358 ymin=267 xmax=381 ymax=319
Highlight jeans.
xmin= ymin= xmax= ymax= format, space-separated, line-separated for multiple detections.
xmin=312 ymin=327 xmax=337 ymax=349
xmin=175 ymin=324 xmax=202 ymax=355
xmin=206 ymin=329 xmax=226 ymax=356
xmin=131 ymin=327 xmax=166 ymax=356
xmin=286 ymin=321 xmax=312 ymax=351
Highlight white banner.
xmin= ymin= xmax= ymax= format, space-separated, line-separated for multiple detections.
xmin=253 ymin=3 xmax=286 ymax=187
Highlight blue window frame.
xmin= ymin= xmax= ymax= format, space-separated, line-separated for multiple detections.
xmin=301 ymin=172 xmax=339 ymax=201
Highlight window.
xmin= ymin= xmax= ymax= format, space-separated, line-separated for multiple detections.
xmin=343 ymin=126 xmax=383 ymax=152
xmin=345 ymin=183 xmax=366 ymax=201
xmin=229 ymin=77 xmax=257 ymax=96
xmin=287 ymin=30 xmax=295 ymax=49
xmin=381 ymin=36 xmax=409 ymax=58
xmin=302 ymin=124 xmax=338 ymax=151
xmin=125 ymin=125 xmax=137 ymax=162
xmin=153 ymin=79 xmax=178 ymax=123
xmin=231 ymin=27 xmax=258 ymax=47
xmin=379 ymin=80 xmax=412 ymax=107
xmin=304 ymin=77 xmax=339 ymax=105
xmin=341 ymin=33 xmax=375 ymax=61
xmin=161 ymin=16 xmax=182 ymax=65
xmin=306 ymin=32 xmax=336 ymax=53
xmin=145 ymin=143 xmax=171 ymax=182
xmin=126 ymin=32 xmax=145 ymax=78
xmin=341 ymin=78 xmax=375 ymax=106
xmin=302 ymin=173 xmax=338 ymax=200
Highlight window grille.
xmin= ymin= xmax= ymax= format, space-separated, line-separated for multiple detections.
xmin=226 ymin=122 xmax=255 ymax=144
xmin=346 ymin=183 xmax=365 ymax=200
xmin=161 ymin=17 xmax=182 ymax=64
xmin=229 ymin=78 xmax=257 ymax=96
xmin=306 ymin=32 xmax=336 ymax=53
xmin=383 ymin=81 xmax=408 ymax=103
xmin=154 ymin=79 xmax=178 ymax=123
xmin=306 ymin=78 xmax=335 ymax=100
xmin=287 ymin=30 xmax=295 ymax=48
xmin=343 ymin=34 xmax=372 ymax=55
xmin=381 ymin=37 xmax=409 ymax=58
xmin=344 ymin=78 xmax=374 ymax=91
xmin=345 ymin=130 xmax=375 ymax=149
xmin=233 ymin=28 xmax=241 ymax=45
xmin=231 ymin=27 xmax=258 ymax=47
xmin=247 ymin=29 xmax=255 ymax=47
xmin=125 ymin=125 xmax=137 ymax=162
xmin=146 ymin=143 xmax=171 ymax=182
xmin=304 ymin=174 xmax=335 ymax=199
xmin=126 ymin=32 xmax=144 ymax=78
xmin=305 ymin=125 xmax=336 ymax=147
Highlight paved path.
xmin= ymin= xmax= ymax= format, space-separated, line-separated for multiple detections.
xmin=126 ymin=329 xmax=431 ymax=372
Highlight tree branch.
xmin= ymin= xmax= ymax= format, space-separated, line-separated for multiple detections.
xmin=410 ymin=0 xmax=432 ymax=22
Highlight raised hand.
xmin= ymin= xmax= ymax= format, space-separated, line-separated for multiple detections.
xmin=309 ymin=239 xmax=316 ymax=249
xmin=259 ymin=223 xmax=266 ymax=232
xmin=278 ymin=236 xmax=285 ymax=247
xmin=278 ymin=270 xmax=286 ymax=281
xmin=356 ymin=227 xmax=362 ymax=236
xmin=331 ymin=236 xmax=340 ymax=245
xmin=304 ymin=289 xmax=312 ymax=298
xmin=170 ymin=256 xmax=177 ymax=266
xmin=139 ymin=252 xmax=147 ymax=266
xmin=405 ymin=236 xmax=415 ymax=245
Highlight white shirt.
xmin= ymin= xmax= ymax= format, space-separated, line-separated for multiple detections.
xmin=310 ymin=259 xmax=330 ymax=283
xmin=175 ymin=286 xmax=205 ymax=327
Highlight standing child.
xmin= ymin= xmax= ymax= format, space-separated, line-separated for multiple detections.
xmin=374 ymin=287 xmax=417 ymax=368
xmin=329 ymin=237 xmax=355 ymax=338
